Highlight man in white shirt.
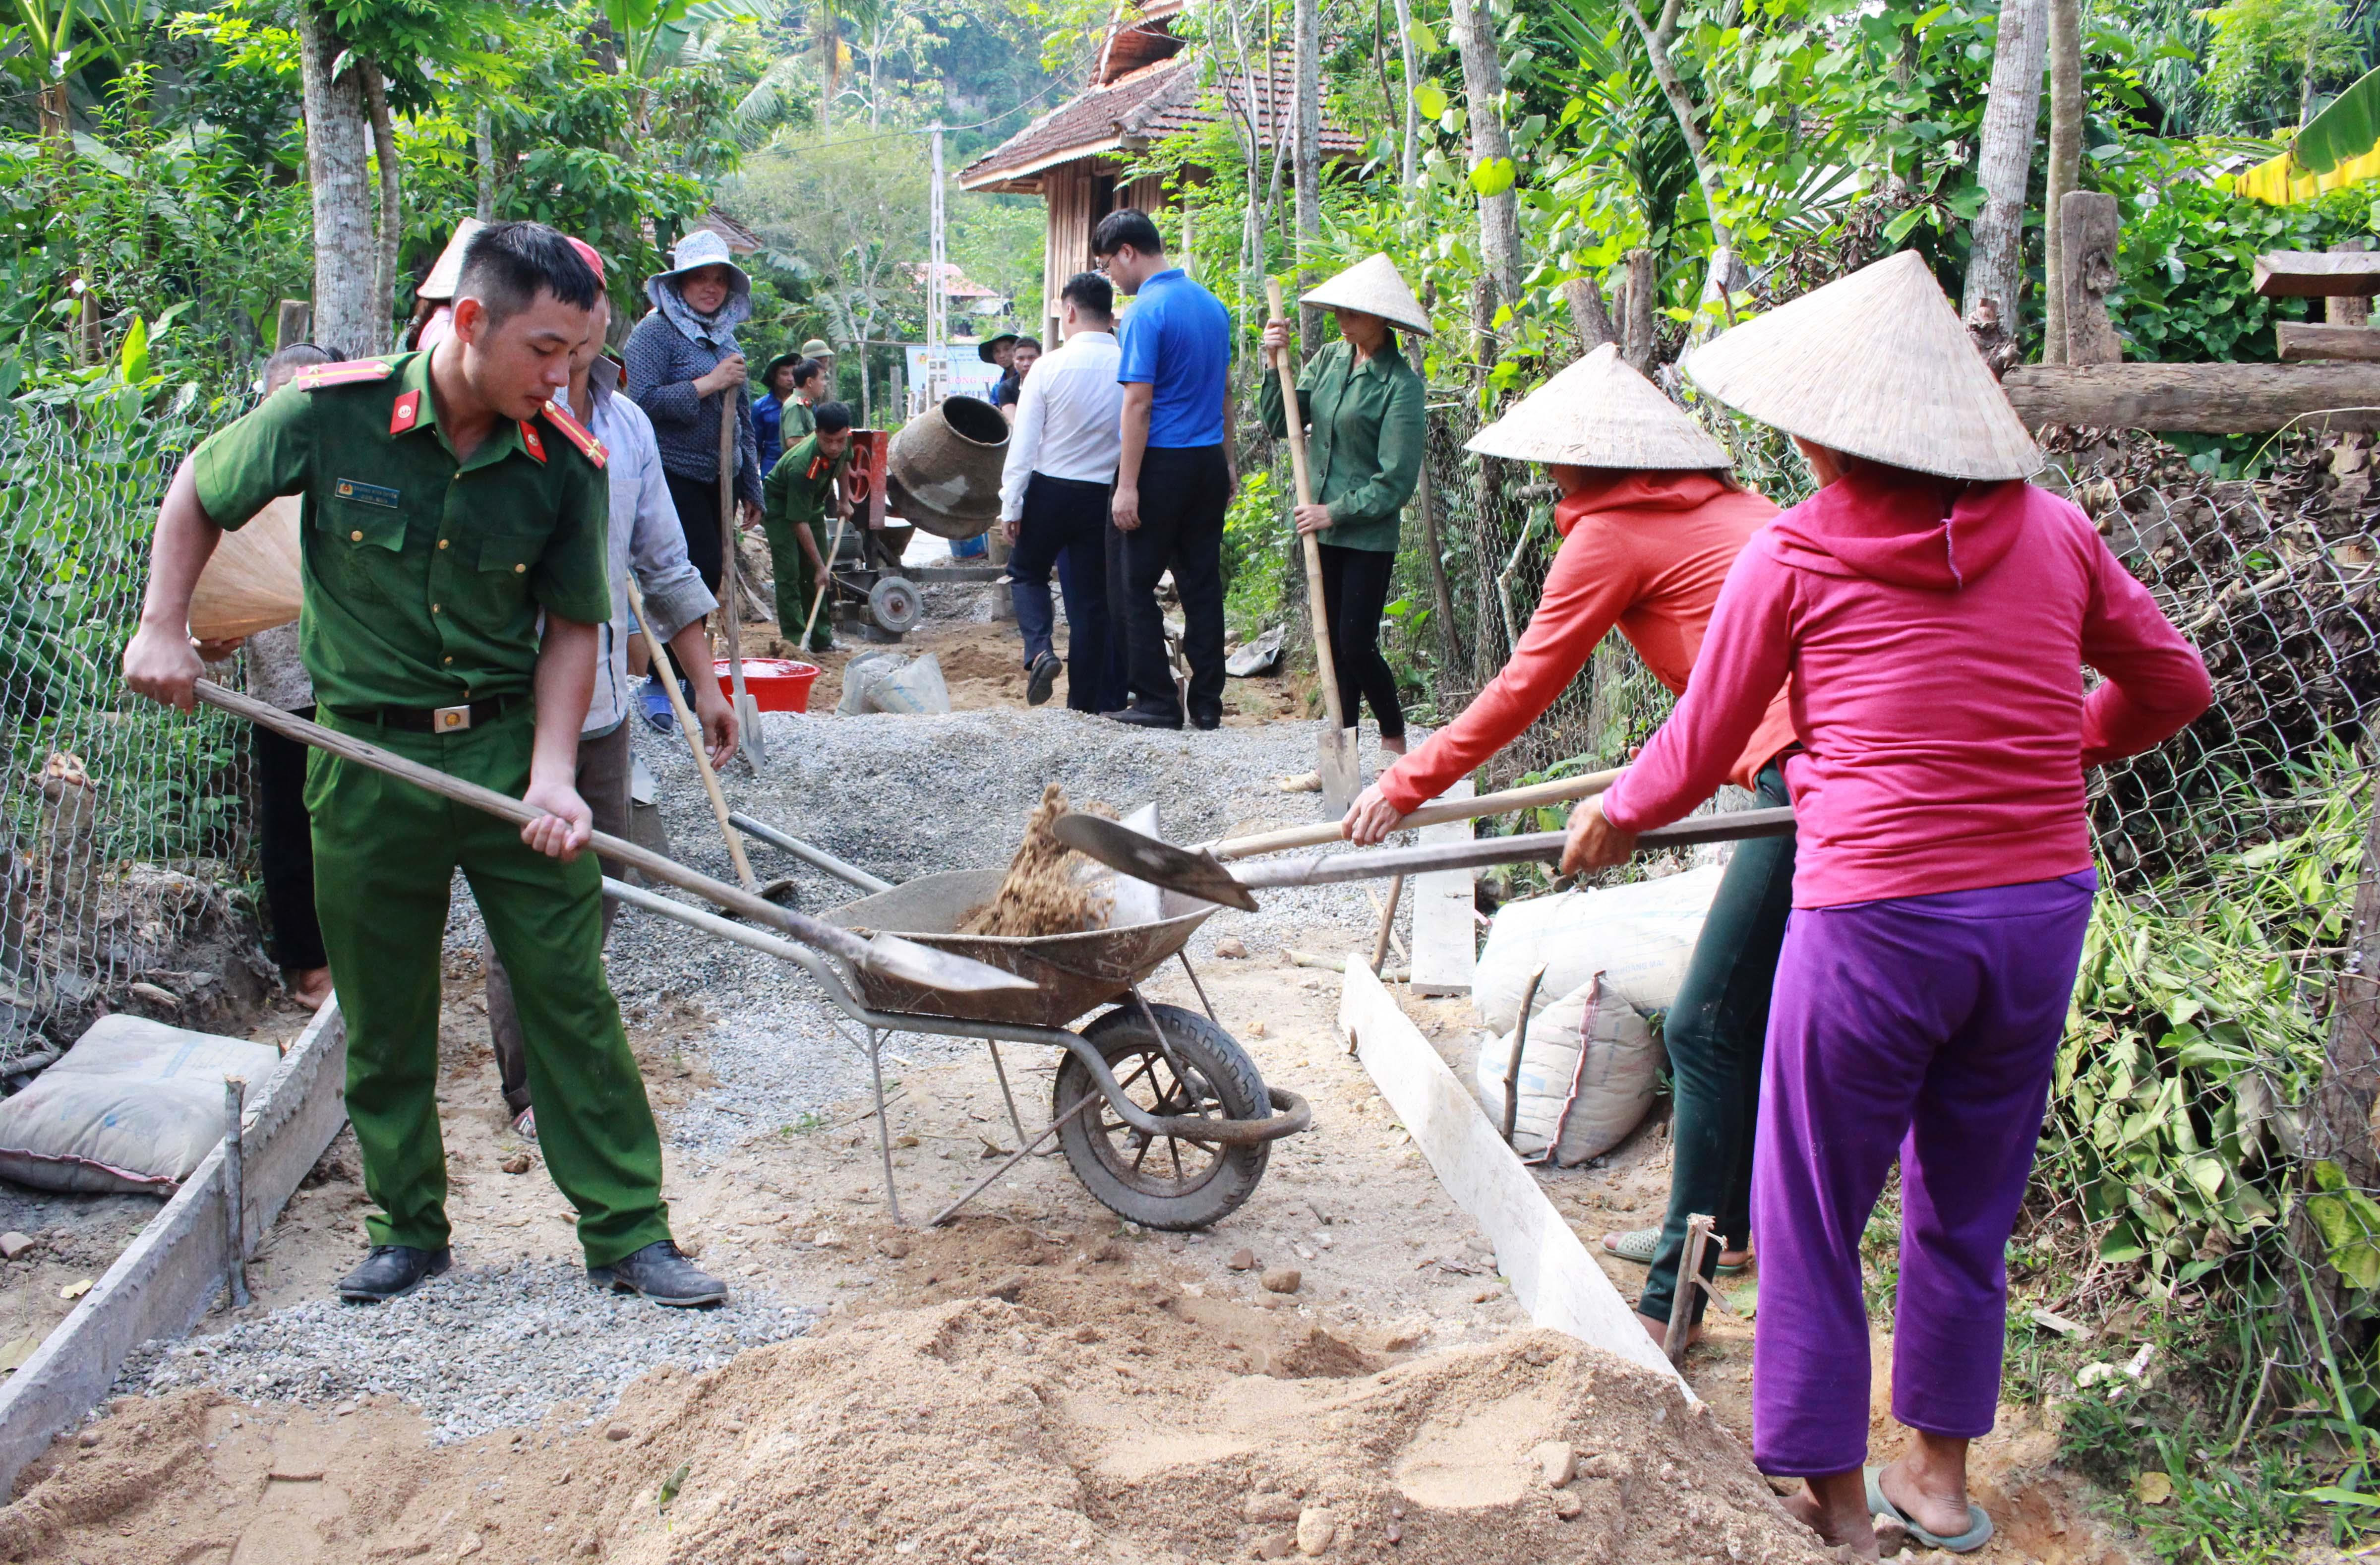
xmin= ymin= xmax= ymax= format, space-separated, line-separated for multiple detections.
xmin=998 ymin=272 xmax=1127 ymax=712
xmin=483 ymin=271 xmax=735 ymax=1139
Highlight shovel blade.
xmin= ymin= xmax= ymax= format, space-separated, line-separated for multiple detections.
xmin=1052 ymin=813 xmax=1260 ymax=913
xmin=735 ymin=693 xmax=769 ymax=769
xmin=863 ymin=933 xmax=1040 ymax=994
xmin=1316 ymin=723 xmax=1360 ymax=817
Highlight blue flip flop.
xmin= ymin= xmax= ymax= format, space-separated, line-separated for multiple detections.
xmin=1864 ymin=1466 xmax=1993 ymax=1554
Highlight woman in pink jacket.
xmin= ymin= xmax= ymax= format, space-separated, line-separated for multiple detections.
xmin=1566 ymin=253 xmax=2211 ymax=1558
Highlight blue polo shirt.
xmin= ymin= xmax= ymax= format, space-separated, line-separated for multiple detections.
xmin=1117 ymin=267 xmax=1232 ymax=449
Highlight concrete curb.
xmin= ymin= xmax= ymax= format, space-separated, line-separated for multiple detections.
xmin=0 ymin=999 xmax=348 ymax=1493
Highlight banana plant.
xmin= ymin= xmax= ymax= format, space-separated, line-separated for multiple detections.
xmin=599 ymin=0 xmax=757 ymax=81
xmin=2237 ymin=63 xmax=2380 ymax=203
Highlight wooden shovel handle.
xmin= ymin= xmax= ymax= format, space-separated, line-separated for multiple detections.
xmin=1209 ymin=766 xmax=1627 ymax=861
xmin=1267 ymin=278 xmax=1348 ymax=731
xmin=625 ymin=577 xmax=756 ymax=891
xmin=799 ymin=511 xmax=849 ymax=647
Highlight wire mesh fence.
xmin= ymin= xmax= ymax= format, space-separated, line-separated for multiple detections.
xmin=0 ymin=394 xmax=266 ymax=1074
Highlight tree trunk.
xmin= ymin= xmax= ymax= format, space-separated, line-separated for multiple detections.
xmin=1447 ymin=0 xmax=1521 ymax=308
xmin=1963 ymin=0 xmax=2047 ymax=327
xmin=1293 ymin=0 xmax=1324 ymax=351
xmin=362 ymin=61 xmax=401 ymax=357
xmin=1563 ymin=277 xmax=1617 ymax=353
xmin=1390 ymin=0 xmax=1420 ymax=188
xmin=296 ymin=2 xmax=380 ymax=359
xmin=1621 ymin=248 xmax=1657 ymax=371
xmin=475 ymin=104 xmax=497 ymax=221
xmin=1619 ymin=0 xmax=1734 ymax=250
xmin=2041 ymin=0 xmax=2082 ymax=365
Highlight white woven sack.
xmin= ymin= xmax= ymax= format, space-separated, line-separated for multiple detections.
xmin=866 ymin=652 xmax=951 ymax=715
xmin=1472 ymin=864 xmax=1722 ymax=1033
xmin=1473 ymin=974 xmax=1661 ymax=1165
xmin=0 ymin=1016 xmax=283 ymax=1194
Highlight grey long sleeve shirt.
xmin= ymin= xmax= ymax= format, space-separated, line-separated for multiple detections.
xmin=623 ymin=308 xmax=764 ymax=511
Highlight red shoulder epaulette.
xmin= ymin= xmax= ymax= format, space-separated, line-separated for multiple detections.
xmin=288 ymin=358 xmax=395 ymax=392
xmin=539 ymin=399 xmax=609 ymax=469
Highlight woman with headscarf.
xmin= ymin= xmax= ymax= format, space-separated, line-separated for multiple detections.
xmin=1566 ymin=252 xmax=2210 ymax=1558
xmin=1258 ymin=254 xmax=1429 ymax=769
xmin=624 ymin=230 xmax=763 ymax=597
xmin=1342 ymin=343 xmax=1797 ymax=1351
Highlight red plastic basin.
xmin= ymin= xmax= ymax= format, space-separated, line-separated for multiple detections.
xmin=716 ymin=658 xmax=820 ymax=714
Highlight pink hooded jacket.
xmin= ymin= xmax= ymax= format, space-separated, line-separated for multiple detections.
xmin=1598 ymin=466 xmax=2212 ymax=908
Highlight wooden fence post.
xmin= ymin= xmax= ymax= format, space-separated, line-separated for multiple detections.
xmin=274 ymin=300 xmax=312 ymax=355
xmin=2330 ymin=240 xmax=2372 ymax=330
xmin=2059 ymin=192 xmax=2122 ymax=367
xmin=1620 ymin=250 xmax=1657 ymax=372
xmin=1562 ymin=277 xmax=1617 ymax=355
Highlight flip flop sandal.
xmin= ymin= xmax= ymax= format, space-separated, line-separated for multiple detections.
xmin=1864 ymin=1467 xmax=1993 ymax=1554
xmin=1601 ymin=1228 xmax=1751 ymax=1274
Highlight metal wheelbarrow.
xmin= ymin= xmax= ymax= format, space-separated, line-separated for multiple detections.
xmin=605 ymin=812 xmax=1310 ymax=1230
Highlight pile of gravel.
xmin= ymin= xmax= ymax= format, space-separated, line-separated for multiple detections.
xmin=118 ymin=1260 xmax=820 ymax=1442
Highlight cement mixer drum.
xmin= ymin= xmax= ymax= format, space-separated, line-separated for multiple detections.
xmin=886 ymin=395 xmax=1009 ymax=540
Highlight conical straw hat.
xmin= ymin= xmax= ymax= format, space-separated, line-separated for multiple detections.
xmin=1681 ymin=250 xmax=2042 ymax=481
xmin=1465 ymin=345 xmax=1730 ymax=469
xmin=1301 ymin=254 xmax=1433 ymax=335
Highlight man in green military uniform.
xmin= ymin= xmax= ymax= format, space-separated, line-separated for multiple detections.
xmin=123 ymin=222 xmax=726 ymax=1308
xmin=760 ymin=399 xmax=852 ymax=655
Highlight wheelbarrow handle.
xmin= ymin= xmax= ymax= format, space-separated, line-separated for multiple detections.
xmin=1232 ymin=806 xmax=1798 ymax=890
xmin=191 ymin=682 xmax=1029 ymax=996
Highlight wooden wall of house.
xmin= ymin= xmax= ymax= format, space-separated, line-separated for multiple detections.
xmin=1037 ymin=162 xmax=1175 ymax=335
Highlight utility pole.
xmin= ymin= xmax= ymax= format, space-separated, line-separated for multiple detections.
xmin=924 ymin=122 xmax=948 ymax=418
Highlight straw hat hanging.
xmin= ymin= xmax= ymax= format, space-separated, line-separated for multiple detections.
xmin=1681 ymin=250 xmax=2042 ymax=482
xmin=1300 ymin=254 xmax=1433 ymax=336
xmin=1466 ymin=345 xmax=1730 ymax=470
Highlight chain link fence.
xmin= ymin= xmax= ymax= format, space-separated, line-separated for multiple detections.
xmin=0 ymin=395 xmax=268 ymax=1077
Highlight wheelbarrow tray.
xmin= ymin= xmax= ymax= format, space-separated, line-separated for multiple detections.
xmin=825 ymin=867 xmax=1216 ymax=1029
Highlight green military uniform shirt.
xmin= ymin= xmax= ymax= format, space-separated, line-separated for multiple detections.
xmin=190 ymin=350 xmax=612 ymax=712
xmin=1257 ymin=337 xmax=1427 ymax=552
xmin=782 ymin=397 xmax=817 ymax=443
xmin=763 ymin=433 xmax=848 ymax=534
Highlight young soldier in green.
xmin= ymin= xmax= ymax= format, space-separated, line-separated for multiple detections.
xmin=760 ymin=399 xmax=852 ymax=655
xmin=122 ymin=222 xmax=726 ymax=1309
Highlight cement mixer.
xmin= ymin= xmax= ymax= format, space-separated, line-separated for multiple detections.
xmin=886 ymin=395 xmax=1009 ymax=540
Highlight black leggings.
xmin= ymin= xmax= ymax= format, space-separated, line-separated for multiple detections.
xmin=664 ymin=470 xmax=726 ymax=598
xmin=1316 ymin=542 xmax=1404 ymax=739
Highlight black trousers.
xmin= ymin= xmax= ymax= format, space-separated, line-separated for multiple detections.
xmin=1316 ymin=542 xmax=1406 ymax=740
xmin=1010 ymin=473 xmax=1125 ymax=714
xmin=665 ymin=470 xmax=725 ymax=598
xmin=253 ymin=712 xmax=326 ymax=971
xmin=1118 ymin=443 xmax=1229 ymax=724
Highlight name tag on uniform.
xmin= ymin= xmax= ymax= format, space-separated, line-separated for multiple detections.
xmin=335 ymin=479 xmax=401 ymax=508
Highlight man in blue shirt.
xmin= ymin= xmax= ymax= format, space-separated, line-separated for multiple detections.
xmin=1096 ymin=208 xmax=1236 ymax=730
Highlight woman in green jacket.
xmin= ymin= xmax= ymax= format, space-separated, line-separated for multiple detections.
xmin=1259 ymin=254 xmax=1430 ymax=762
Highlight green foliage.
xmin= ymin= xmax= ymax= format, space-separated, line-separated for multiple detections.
xmin=2045 ymin=750 xmax=2365 ymax=1291
xmin=2198 ymin=0 xmax=2364 ymax=133
xmin=2293 ymin=64 xmax=2380 ymax=171
xmin=2106 ymin=177 xmax=2367 ymax=356
xmin=1221 ymin=464 xmax=1289 ymax=638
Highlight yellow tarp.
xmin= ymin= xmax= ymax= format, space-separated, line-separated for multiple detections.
xmin=2236 ymin=144 xmax=2380 ymax=204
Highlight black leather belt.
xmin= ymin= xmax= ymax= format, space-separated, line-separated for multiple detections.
xmin=328 ymin=695 xmax=519 ymax=734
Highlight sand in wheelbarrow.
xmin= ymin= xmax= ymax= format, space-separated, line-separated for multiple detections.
xmin=958 ymin=782 xmax=1113 ymax=938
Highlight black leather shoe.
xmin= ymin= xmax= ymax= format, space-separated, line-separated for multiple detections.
xmin=1189 ymin=712 xmax=1222 ymax=731
xmin=1025 ymin=652 xmax=1062 ymax=707
xmin=588 ymin=1240 xmax=728 ymax=1307
xmin=338 ymin=1244 xmax=451 ymax=1303
xmin=1107 ymin=707 xmax=1183 ymax=730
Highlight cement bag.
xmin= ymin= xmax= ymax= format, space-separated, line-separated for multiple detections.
xmin=1474 ymin=974 xmax=1660 ymax=1165
xmin=1473 ymin=864 xmax=1722 ymax=1032
xmin=187 ymin=495 xmax=302 ymax=641
xmin=0 ymin=1016 xmax=284 ymax=1194
xmin=836 ymin=652 xmax=906 ymax=715
xmin=866 ymin=652 xmax=951 ymax=715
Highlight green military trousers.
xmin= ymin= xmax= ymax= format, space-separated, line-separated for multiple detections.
xmin=306 ymin=705 xmax=671 ymax=1267
xmin=761 ymin=514 xmax=834 ymax=653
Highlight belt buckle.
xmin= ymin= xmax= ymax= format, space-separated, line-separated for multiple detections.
xmin=431 ymin=703 xmax=473 ymax=733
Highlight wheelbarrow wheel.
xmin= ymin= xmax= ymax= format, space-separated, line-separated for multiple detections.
xmin=1055 ymin=1002 xmax=1270 ymax=1232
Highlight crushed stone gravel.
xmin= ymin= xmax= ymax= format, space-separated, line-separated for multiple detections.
xmin=117 ymin=1260 xmax=819 ymax=1443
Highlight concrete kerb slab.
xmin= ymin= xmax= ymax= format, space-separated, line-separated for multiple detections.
xmin=0 ymin=998 xmax=349 ymax=1493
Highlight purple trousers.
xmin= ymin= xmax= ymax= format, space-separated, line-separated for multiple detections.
xmin=1749 ymin=870 xmax=2096 ymax=1477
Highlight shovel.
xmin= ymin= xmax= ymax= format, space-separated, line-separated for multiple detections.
xmin=716 ymin=392 xmax=768 ymax=770
xmin=1203 ymin=765 xmax=1626 ymax=862
xmin=797 ymin=510 xmax=850 ymax=651
xmin=1267 ymin=278 xmax=1362 ymax=816
xmin=1053 ymin=806 xmax=1796 ymax=913
xmin=192 ymin=681 xmax=1032 ymax=996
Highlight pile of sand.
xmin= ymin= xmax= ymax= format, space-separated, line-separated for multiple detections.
xmin=0 ymin=1266 xmax=1830 ymax=1564
xmin=958 ymin=783 xmax=1111 ymax=938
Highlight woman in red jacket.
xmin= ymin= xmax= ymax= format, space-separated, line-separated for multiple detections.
xmin=1344 ymin=343 xmax=1795 ymax=1348
xmin=1567 ymin=253 xmax=2210 ymax=1557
